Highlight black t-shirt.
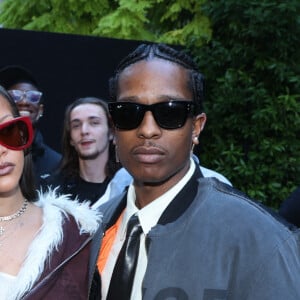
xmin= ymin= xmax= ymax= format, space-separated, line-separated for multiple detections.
xmin=41 ymin=173 xmax=110 ymax=205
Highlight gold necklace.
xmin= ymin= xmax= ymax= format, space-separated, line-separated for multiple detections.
xmin=0 ymin=199 xmax=28 ymax=236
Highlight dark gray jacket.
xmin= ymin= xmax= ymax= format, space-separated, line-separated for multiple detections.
xmin=91 ymin=169 xmax=300 ymax=299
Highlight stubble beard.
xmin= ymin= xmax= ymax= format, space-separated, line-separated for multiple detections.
xmin=78 ymin=150 xmax=101 ymax=160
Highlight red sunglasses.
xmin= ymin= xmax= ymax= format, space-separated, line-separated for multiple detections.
xmin=0 ymin=117 xmax=33 ymax=150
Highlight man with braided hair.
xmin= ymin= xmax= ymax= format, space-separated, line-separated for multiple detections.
xmin=90 ymin=43 xmax=300 ymax=299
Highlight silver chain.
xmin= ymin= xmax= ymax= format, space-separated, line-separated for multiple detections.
xmin=0 ymin=199 xmax=28 ymax=222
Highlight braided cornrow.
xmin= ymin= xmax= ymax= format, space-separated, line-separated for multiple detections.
xmin=109 ymin=43 xmax=204 ymax=113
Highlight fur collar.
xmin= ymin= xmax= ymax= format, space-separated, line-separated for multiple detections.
xmin=35 ymin=188 xmax=102 ymax=234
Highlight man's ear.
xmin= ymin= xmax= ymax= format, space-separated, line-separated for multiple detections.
xmin=193 ymin=113 xmax=207 ymax=138
xmin=191 ymin=113 xmax=206 ymax=151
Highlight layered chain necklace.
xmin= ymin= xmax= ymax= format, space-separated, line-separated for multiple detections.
xmin=0 ymin=199 xmax=28 ymax=237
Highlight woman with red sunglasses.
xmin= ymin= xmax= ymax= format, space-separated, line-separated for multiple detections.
xmin=0 ymin=85 xmax=101 ymax=299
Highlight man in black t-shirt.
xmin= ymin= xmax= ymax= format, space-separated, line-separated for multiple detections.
xmin=41 ymin=97 xmax=122 ymax=206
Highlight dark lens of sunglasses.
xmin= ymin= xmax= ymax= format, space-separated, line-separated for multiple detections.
xmin=109 ymin=101 xmax=193 ymax=130
xmin=0 ymin=120 xmax=29 ymax=148
xmin=110 ymin=103 xmax=144 ymax=130
xmin=153 ymin=102 xmax=190 ymax=129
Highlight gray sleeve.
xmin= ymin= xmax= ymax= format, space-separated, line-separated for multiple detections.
xmin=244 ymin=231 xmax=300 ymax=300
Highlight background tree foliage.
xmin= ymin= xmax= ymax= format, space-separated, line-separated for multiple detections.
xmin=0 ymin=0 xmax=299 ymax=208
xmin=0 ymin=0 xmax=211 ymax=47
xmin=194 ymin=1 xmax=300 ymax=208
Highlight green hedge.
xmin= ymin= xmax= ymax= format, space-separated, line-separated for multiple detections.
xmin=190 ymin=1 xmax=300 ymax=209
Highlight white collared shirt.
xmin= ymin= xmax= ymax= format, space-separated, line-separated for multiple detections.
xmin=101 ymin=158 xmax=196 ymax=300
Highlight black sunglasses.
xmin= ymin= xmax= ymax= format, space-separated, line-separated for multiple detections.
xmin=108 ymin=100 xmax=195 ymax=130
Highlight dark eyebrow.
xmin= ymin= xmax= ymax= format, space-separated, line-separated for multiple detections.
xmin=117 ymin=96 xmax=138 ymax=102
xmin=88 ymin=116 xmax=102 ymax=120
xmin=70 ymin=119 xmax=80 ymax=124
xmin=70 ymin=116 xmax=102 ymax=123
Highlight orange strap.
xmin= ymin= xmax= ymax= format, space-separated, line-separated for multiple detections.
xmin=97 ymin=212 xmax=124 ymax=273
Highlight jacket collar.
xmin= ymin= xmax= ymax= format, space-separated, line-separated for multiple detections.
xmin=158 ymin=166 xmax=202 ymax=225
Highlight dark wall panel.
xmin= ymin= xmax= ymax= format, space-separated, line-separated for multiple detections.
xmin=0 ymin=28 xmax=140 ymax=152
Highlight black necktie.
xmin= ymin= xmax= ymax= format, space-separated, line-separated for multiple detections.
xmin=106 ymin=214 xmax=143 ymax=300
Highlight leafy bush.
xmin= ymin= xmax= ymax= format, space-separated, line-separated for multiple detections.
xmin=0 ymin=0 xmax=211 ymax=47
xmin=191 ymin=1 xmax=300 ymax=208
